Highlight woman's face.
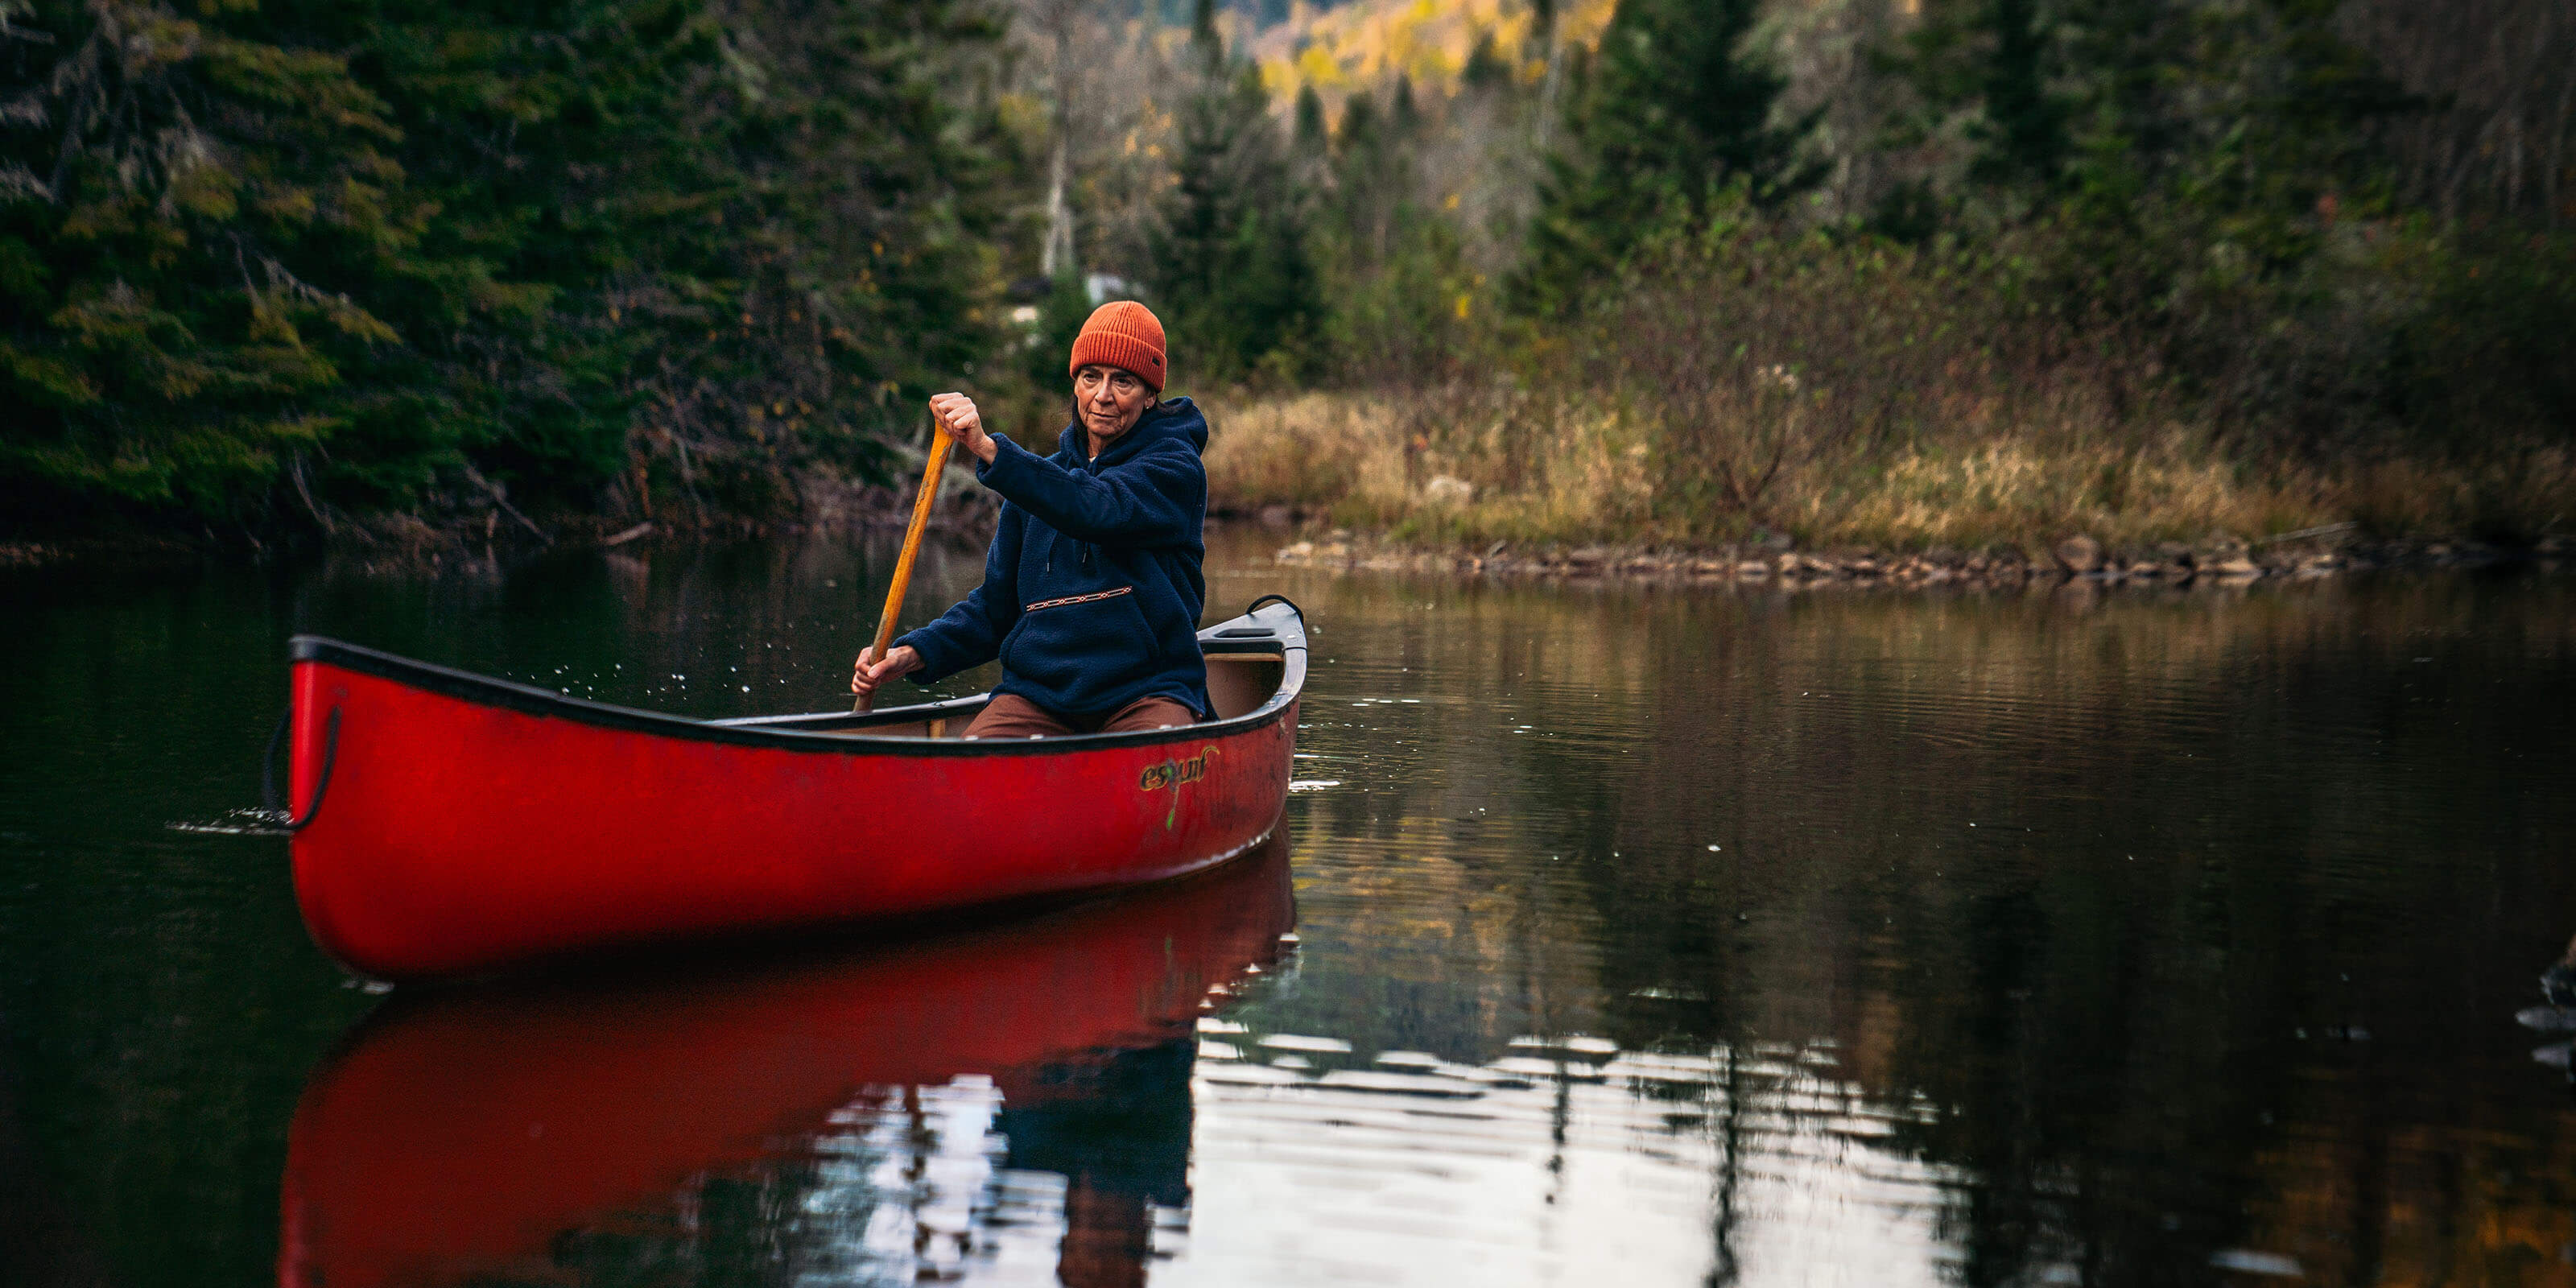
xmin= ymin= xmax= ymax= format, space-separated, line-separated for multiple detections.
xmin=1075 ymin=365 xmax=1154 ymax=448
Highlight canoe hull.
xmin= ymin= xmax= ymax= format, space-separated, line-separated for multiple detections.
xmin=286 ymin=603 xmax=1303 ymax=980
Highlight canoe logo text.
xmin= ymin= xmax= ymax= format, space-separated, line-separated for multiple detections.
xmin=1138 ymin=753 xmax=1210 ymax=792
xmin=1140 ymin=746 xmax=1220 ymax=831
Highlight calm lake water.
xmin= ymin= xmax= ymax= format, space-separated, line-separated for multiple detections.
xmin=3 ymin=528 xmax=2574 ymax=1287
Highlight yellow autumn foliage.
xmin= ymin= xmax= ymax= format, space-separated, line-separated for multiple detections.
xmin=1251 ymin=0 xmax=1618 ymax=116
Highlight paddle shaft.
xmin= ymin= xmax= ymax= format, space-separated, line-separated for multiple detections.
xmin=855 ymin=425 xmax=955 ymax=712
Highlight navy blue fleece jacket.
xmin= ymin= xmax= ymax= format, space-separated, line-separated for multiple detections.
xmin=894 ymin=398 xmax=1210 ymax=720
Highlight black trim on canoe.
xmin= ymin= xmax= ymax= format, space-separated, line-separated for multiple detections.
xmin=287 ymin=601 xmax=1307 ymax=758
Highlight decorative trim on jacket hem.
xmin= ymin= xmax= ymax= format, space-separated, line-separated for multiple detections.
xmin=1025 ymin=585 xmax=1135 ymax=613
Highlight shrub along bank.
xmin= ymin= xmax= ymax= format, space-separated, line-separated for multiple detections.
xmin=1201 ymin=208 xmax=2575 ymax=560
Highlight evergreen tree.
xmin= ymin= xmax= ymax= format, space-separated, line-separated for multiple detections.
xmin=1462 ymin=32 xmax=1509 ymax=94
xmin=0 ymin=0 xmax=453 ymax=523
xmin=1290 ymin=81 xmax=1330 ymax=198
xmin=2169 ymin=0 xmax=2412 ymax=258
xmin=1147 ymin=1 xmax=1319 ymax=382
xmin=1187 ymin=0 xmax=1218 ymax=62
xmin=1337 ymin=92 xmax=1383 ymax=167
xmin=598 ymin=0 xmax=1015 ymax=513
xmin=0 ymin=0 xmax=1014 ymax=531
xmin=1331 ymin=89 xmax=1410 ymax=268
xmin=2036 ymin=0 xmax=2409 ymax=303
xmin=1293 ymin=84 xmax=1328 ymax=157
xmin=1391 ymin=72 xmax=1421 ymax=137
xmin=1894 ymin=0 xmax=2405 ymax=257
xmin=2052 ymin=0 xmax=2196 ymax=200
xmin=1897 ymin=0 xmax=2068 ymax=192
xmin=1975 ymin=0 xmax=2066 ymax=187
xmin=1515 ymin=0 xmax=1814 ymax=313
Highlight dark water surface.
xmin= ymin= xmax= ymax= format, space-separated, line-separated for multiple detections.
xmin=2 ymin=530 xmax=2573 ymax=1287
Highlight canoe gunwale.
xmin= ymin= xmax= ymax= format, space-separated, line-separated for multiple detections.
xmin=285 ymin=601 xmax=1305 ymax=758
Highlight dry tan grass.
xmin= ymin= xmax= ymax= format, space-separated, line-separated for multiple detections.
xmin=1203 ymin=390 xmax=2573 ymax=551
xmin=1795 ymin=437 xmax=2330 ymax=549
xmin=1201 ymin=394 xmax=1373 ymax=510
xmin=2339 ymin=445 xmax=2576 ymax=537
xmin=1207 ymin=390 xmax=1653 ymax=542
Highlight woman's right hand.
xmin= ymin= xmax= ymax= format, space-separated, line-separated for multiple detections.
xmin=850 ymin=644 xmax=923 ymax=700
xmin=930 ymin=392 xmax=999 ymax=464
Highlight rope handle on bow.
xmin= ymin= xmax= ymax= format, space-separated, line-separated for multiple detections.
xmin=262 ymin=707 xmax=341 ymax=832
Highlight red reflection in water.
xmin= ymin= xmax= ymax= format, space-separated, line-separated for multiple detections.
xmin=279 ymin=833 xmax=1293 ymax=1287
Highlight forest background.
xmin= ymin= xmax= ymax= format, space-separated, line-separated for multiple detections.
xmin=3 ymin=0 xmax=2572 ymax=552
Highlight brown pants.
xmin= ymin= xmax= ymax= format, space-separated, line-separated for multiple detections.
xmin=964 ymin=693 xmax=1199 ymax=740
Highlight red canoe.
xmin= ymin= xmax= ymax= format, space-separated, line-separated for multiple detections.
xmin=279 ymin=834 xmax=1294 ymax=1288
xmin=281 ymin=596 xmax=1305 ymax=980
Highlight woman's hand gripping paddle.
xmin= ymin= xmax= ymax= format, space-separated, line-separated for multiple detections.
xmin=853 ymin=421 xmax=955 ymax=713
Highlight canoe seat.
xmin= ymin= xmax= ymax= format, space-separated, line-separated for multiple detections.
xmin=1206 ymin=654 xmax=1283 ymax=720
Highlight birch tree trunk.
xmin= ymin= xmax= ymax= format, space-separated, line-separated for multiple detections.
xmin=1042 ymin=15 xmax=1077 ymax=279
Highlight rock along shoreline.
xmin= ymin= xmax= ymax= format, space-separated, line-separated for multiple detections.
xmin=1271 ymin=528 xmax=2574 ymax=589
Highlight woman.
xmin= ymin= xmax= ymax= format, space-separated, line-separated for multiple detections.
xmin=849 ymin=301 xmax=1211 ymax=738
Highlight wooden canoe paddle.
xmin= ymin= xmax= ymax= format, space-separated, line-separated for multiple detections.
xmin=854 ymin=419 xmax=956 ymax=712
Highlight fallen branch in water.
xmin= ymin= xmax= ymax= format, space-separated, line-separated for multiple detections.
xmin=2252 ymin=522 xmax=2360 ymax=546
xmin=462 ymin=465 xmax=552 ymax=545
xmin=290 ymin=455 xmax=335 ymax=537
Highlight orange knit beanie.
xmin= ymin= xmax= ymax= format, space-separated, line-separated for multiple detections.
xmin=1067 ymin=301 xmax=1167 ymax=392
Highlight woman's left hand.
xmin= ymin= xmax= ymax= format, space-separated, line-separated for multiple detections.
xmin=850 ymin=644 xmax=923 ymax=701
xmin=930 ymin=393 xmax=998 ymax=464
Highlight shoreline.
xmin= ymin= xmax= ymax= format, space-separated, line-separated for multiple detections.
xmin=0 ymin=469 xmax=1001 ymax=572
xmin=1268 ymin=529 xmax=2574 ymax=589
xmin=12 ymin=508 xmax=2569 ymax=593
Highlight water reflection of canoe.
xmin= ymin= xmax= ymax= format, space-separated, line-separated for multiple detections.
xmin=278 ymin=832 xmax=1292 ymax=1288
xmin=282 ymin=598 xmax=1304 ymax=980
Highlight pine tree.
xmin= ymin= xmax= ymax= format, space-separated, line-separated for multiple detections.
xmin=1391 ymin=72 xmax=1421 ymax=138
xmin=1332 ymin=88 xmax=1410 ymax=268
xmin=1975 ymin=0 xmax=2066 ymax=187
xmin=0 ymin=0 xmax=436 ymax=524
xmin=0 ymin=0 xmax=1017 ymax=530
xmin=1462 ymin=32 xmax=1509 ymax=93
xmin=1290 ymin=81 xmax=1330 ymax=198
xmin=1148 ymin=0 xmax=1319 ymax=382
xmin=1514 ymin=0 xmax=1814 ymax=313
xmin=1897 ymin=0 xmax=2069 ymax=192
xmin=609 ymin=0 xmax=1015 ymax=511
xmin=2036 ymin=0 xmax=2409 ymax=306
xmin=1293 ymin=84 xmax=1328 ymax=157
